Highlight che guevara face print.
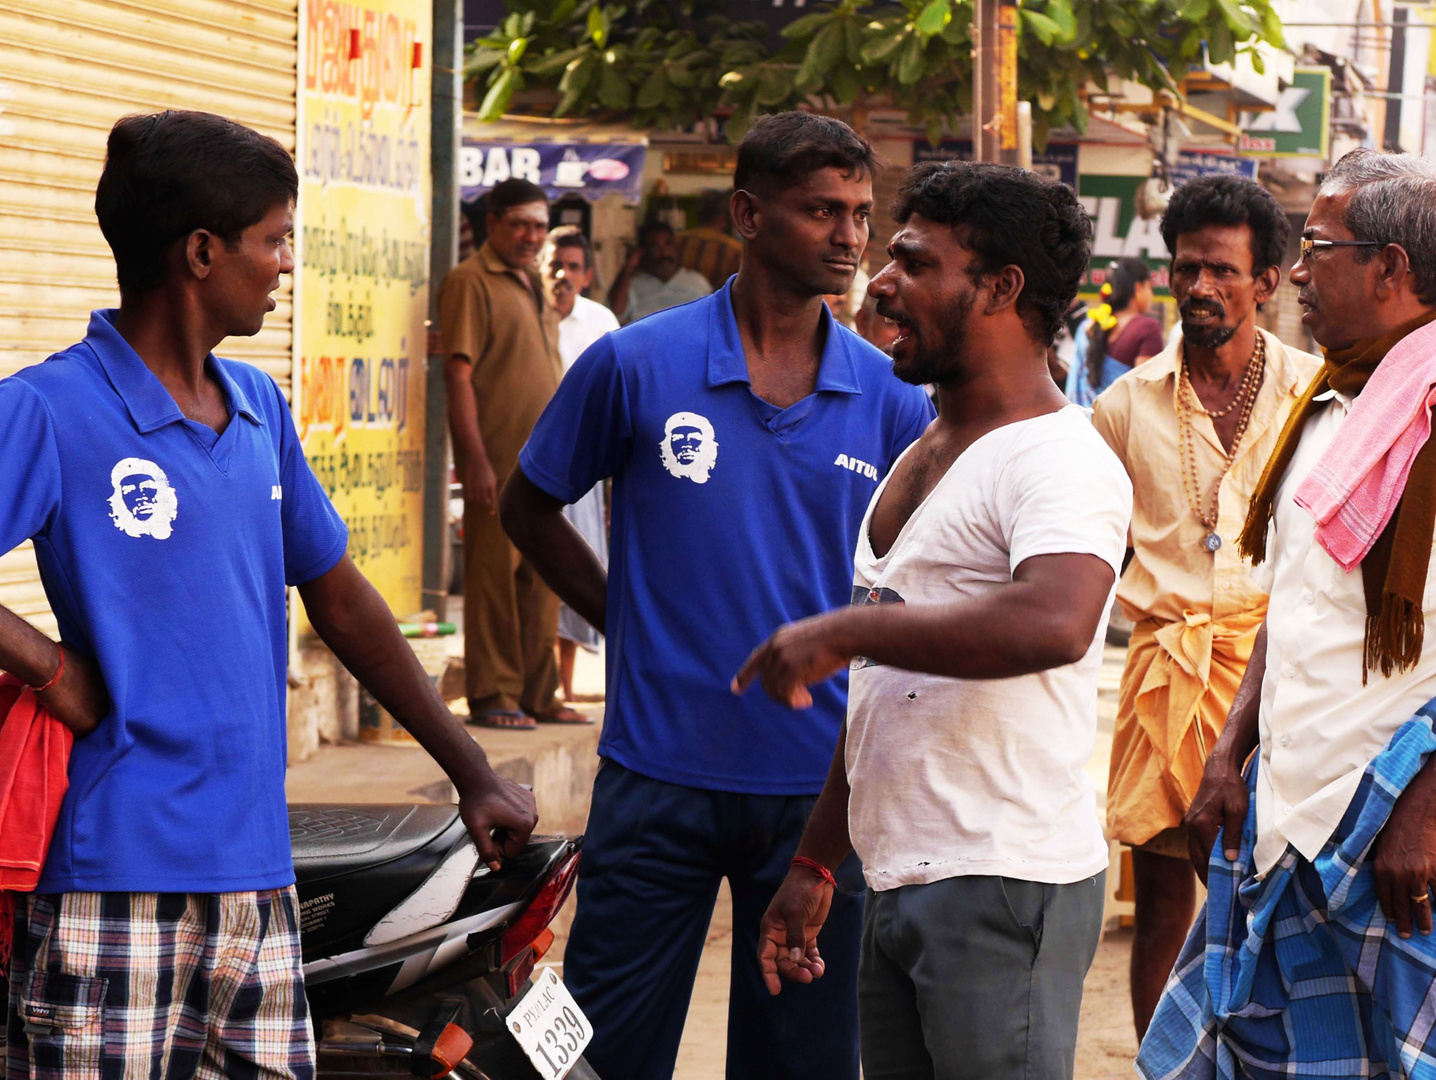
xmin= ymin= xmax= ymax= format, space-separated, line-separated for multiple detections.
xmin=659 ymin=411 xmax=719 ymax=485
xmin=108 ymin=457 xmax=179 ymax=539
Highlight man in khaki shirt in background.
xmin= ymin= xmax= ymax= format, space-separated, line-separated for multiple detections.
xmin=1091 ymin=175 xmax=1320 ymax=1038
xmin=440 ymin=177 xmax=585 ymax=728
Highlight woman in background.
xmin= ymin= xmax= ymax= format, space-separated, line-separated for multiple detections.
xmin=1066 ymin=257 xmax=1163 ymax=406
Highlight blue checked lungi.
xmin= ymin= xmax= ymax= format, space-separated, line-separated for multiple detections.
xmin=5 ymin=889 xmax=315 ymax=1080
xmin=1137 ymin=703 xmax=1436 ymax=1080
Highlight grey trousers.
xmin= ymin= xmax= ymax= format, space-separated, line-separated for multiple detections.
xmin=858 ymin=871 xmax=1106 ymax=1080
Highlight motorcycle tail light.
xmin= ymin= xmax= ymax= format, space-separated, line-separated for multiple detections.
xmin=506 ymin=950 xmax=535 ymax=999
xmin=504 ymin=929 xmax=556 ymax=998
xmin=499 ymin=850 xmax=580 ymax=965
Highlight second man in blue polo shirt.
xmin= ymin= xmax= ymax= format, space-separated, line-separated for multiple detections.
xmin=501 ymin=113 xmax=933 ymax=1079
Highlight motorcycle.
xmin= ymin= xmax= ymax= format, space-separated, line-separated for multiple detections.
xmin=0 ymin=802 xmax=589 ymax=1080
xmin=293 ymin=803 xmax=596 ymax=1080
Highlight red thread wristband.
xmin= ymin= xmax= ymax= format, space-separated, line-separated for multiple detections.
xmin=29 ymin=647 xmax=63 ymax=694
xmin=791 ymin=855 xmax=836 ymax=888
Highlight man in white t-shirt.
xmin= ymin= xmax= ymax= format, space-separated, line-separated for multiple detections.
xmin=734 ymin=161 xmax=1132 ymax=1078
xmin=542 ymin=226 xmax=619 ymax=702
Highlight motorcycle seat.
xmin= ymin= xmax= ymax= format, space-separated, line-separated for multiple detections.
xmin=289 ymin=803 xmax=463 ymax=885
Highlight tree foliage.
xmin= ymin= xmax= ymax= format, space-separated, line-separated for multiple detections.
xmin=466 ymin=0 xmax=1285 ymax=147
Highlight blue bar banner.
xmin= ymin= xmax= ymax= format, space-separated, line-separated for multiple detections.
xmin=459 ymin=140 xmax=646 ymax=205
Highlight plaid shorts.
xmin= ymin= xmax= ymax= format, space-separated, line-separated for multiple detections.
xmin=5 ymin=890 xmax=315 ymax=1080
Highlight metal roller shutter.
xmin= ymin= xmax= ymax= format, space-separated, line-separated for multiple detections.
xmin=0 ymin=0 xmax=298 ymax=636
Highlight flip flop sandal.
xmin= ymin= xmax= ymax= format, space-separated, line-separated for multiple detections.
xmin=533 ymin=706 xmax=596 ymax=725
xmin=471 ymin=709 xmax=537 ymax=730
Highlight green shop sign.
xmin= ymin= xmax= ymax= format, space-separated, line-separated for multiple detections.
xmin=1077 ymin=175 xmax=1171 ymax=295
xmin=1239 ymin=67 xmax=1331 ymax=159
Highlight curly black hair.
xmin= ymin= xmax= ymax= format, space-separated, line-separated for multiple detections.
xmin=1159 ymin=174 xmax=1289 ymax=274
xmin=893 ymin=160 xmax=1093 ymax=345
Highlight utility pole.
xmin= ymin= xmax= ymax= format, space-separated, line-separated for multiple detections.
xmin=422 ymin=0 xmax=462 ymax=618
xmin=974 ymin=0 xmax=1020 ymax=165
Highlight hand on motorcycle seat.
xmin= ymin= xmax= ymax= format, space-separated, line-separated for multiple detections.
xmin=458 ymin=770 xmax=539 ymax=871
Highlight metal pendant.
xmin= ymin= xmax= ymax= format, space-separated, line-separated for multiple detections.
xmin=1203 ymin=531 xmax=1223 ymax=553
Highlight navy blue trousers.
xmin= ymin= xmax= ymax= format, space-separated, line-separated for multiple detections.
xmin=563 ymin=759 xmax=863 ymax=1080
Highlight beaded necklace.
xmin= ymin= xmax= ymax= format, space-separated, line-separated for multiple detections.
xmin=1176 ymin=332 xmax=1265 ymax=553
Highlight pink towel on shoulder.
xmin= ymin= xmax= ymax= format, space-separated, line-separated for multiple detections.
xmin=0 ymin=673 xmax=73 ymax=968
xmin=1294 ymin=318 xmax=1436 ymax=572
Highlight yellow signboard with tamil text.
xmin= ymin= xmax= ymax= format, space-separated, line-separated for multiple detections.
xmin=297 ymin=0 xmax=431 ymax=620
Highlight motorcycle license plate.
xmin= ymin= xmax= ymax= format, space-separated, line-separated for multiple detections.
xmin=507 ymin=967 xmax=592 ymax=1079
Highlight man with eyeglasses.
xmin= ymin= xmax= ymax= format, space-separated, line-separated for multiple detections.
xmin=1140 ymin=149 xmax=1436 ymax=1079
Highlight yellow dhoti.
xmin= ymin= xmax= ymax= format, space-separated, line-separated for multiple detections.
xmin=1106 ymin=606 xmax=1265 ymax=849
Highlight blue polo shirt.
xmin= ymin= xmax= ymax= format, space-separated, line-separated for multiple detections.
xmin=0 ymin=310 xmax=347 ymax=893
xmin=519 ymin=282 xmax=933 ymax=794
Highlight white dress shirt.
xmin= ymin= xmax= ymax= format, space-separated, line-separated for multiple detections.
xmin=621 ymin=268 xmax=712 ymax=324
xmin=1252 ymin=391 xmax=1436 ymax=875
xmin=558 ymin=294 xmax=620 ymax=372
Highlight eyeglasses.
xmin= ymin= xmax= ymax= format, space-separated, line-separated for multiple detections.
xmin=1298 ymin=237 xmax=1386 ymax=263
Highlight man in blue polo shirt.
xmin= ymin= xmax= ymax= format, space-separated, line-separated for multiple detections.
xmin=500 ymin=112 xmax=933 ymax=1079
xmin=0 ymin=111 xmax=536 ymax=1080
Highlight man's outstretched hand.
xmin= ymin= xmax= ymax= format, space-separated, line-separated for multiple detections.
xmin=733 ymin=613 xmax=851 ymax=709
xmin=757 ymin=865 xmax=833 ymax=995
xmin=456 ymin=769 xmax=539 ymax=872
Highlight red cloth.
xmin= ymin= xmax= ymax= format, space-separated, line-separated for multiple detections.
xmin=0 ymin=673 xmax=72 ymax=969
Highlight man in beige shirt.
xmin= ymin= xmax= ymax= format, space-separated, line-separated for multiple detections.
xmin=440 ymin=177 xmax=584 ymax=727
xmin=1091 ymin=175 xmax=1320 ymax=1038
